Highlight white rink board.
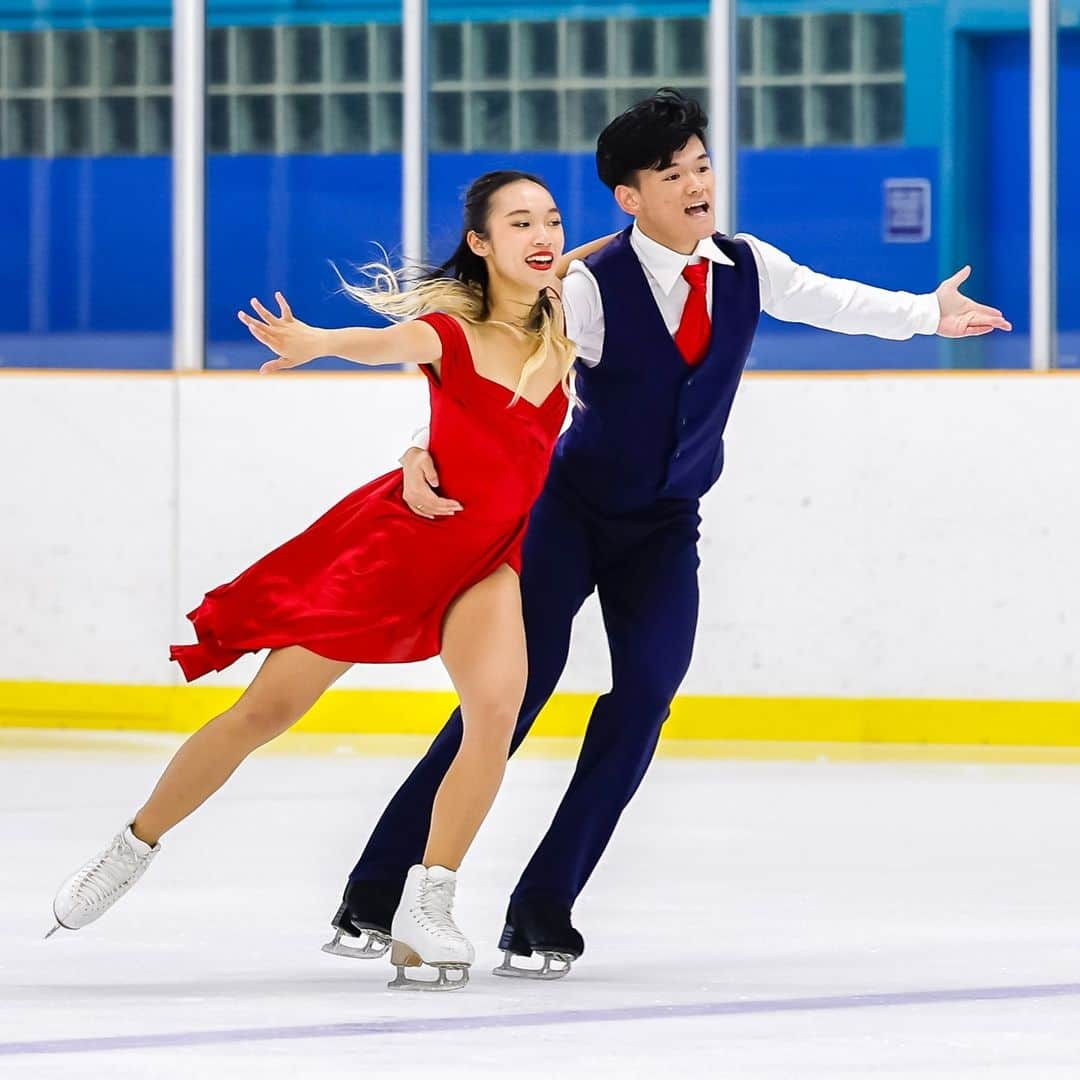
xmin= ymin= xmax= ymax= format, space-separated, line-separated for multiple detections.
xmin=1 ymin=371 xmax=1078 ymax=699
xmin=0 ymin=376 xmax=175 ymax=684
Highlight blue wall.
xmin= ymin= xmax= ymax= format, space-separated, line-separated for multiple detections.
xmin=2 ymin=0 xmax=1077 ymax=368
xmin=979 ymin=31 xmax=1080 ymax=369
xmin=0 ymin=147 xmax=942 ymax=370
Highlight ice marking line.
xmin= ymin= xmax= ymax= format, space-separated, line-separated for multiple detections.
xmin=4 ymin=982 xmax=1080 ymax=1057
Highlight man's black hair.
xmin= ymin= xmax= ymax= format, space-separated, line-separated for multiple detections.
xmin=595 ymin=88 xmax=709 ymax=192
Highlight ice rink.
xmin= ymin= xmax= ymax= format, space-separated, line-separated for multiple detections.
xmin=3 ymin=729 xmax=1080 ymax=1078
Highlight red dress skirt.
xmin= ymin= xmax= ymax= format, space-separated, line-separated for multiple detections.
xmin=170 ymin=312 xmax=568 ymax=681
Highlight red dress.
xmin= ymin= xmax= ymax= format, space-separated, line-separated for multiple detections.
xmin=170 ymin=312 xmax=567 ymax=682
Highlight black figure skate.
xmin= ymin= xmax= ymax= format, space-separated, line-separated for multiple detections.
xmin=492 ymin=895 xmax=584 ymax=980
xmin=321 ymin=879 xmax=399 ymax=960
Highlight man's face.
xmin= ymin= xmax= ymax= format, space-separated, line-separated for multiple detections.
xmin=614 ymin=135 xmax=715 ymax=252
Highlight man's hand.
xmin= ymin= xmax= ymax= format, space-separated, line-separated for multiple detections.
xmin=400 ymin=448 xmax=464 ymax=520
xmin=935 ymin=267 xmax=1013 ymax=338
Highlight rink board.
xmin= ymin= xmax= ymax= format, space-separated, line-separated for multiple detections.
xmin=3 ymin=371 xmax=1078 ymax=746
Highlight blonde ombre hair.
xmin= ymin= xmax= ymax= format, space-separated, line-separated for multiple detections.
xmin=340 ymin=171 xmax=577 ymax=407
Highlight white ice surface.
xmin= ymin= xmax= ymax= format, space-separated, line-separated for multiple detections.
xmin=3 ymin=733 xmax=1080 ymax=1078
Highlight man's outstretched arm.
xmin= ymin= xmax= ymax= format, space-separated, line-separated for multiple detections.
xmin=739 ymin=234 xmax=1012 ymax=340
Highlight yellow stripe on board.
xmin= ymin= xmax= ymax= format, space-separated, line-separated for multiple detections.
xmin=1 ymin=680 xmax=1080 ymax=747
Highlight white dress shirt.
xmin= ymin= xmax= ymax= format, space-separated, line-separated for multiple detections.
xmin=561 ymin=222 xmax=941 ymax=366
xmin=408 ymin=224 xmax=941 ymax=451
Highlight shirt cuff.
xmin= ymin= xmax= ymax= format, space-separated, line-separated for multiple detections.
xmin=408 ymin=426 xmax=430 ymax=452
xmin=914 ymin=293 xmax=941 ymax=336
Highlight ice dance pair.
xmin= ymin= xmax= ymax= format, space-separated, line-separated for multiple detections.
xmin=49 ymin=90 xmax=1009 ymax=991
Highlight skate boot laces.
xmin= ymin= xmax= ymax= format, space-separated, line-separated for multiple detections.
xmin=73 ymin=834 xmax=148 ymax=913
xmin=414 ymin=876 xmax=463 ymax=941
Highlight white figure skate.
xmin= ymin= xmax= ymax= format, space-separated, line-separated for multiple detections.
xmin=387 ymin=864 xmax=474 ymax=991
xmin=47 ymin=823 xmax=159 ymax=937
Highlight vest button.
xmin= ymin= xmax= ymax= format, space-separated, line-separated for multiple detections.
xmin=687 ymin=377 xmax=695 ymax=387
xmin=674 ymin=451 xmax=682 ymax=459
xmin=681 ymin=418 xmax=688 ymax=427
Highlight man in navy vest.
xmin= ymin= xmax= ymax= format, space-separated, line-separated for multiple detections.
xmin=323 ymin=90 xmax=1010 ymax=977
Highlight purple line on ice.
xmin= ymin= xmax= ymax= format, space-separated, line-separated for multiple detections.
xmin=4 ymin=981 xmax=1080 ymax=1057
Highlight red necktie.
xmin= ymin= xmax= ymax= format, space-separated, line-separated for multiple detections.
xmin=673 ymin=262 xmax=710 ymax=366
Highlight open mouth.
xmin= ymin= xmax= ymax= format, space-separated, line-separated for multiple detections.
xmin=525 ymin=252 xmax=555 ymax=271
xmin=685 ymin=201 xmax=710 ymax=218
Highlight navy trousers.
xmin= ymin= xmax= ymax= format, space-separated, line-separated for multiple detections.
xmin=346 ymin=477 xmax=701 ymax=910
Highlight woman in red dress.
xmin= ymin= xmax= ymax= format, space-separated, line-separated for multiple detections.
xmin=50 ymin=171 xmax=575 ymax=991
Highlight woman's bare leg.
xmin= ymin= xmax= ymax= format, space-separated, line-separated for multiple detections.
xmin=424 ymin=565 xmax=527 ymax=870
xmin=132 ymin=647 xmax=351 ymax=845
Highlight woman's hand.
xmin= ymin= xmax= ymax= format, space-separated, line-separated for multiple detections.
xmin=555 ymin=234 xmax=617 ymax=278
xmin=238 ymin=293 xmax=330 ymax=373
xmin=400 ymin=448 xmax=464 ymax=519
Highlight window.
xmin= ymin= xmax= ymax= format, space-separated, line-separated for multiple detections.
xmin=570 ymin=21 xmax=607 ymax=79
xmin=54 ymin=97 xmax=91 ymax=154
xmin=10 ymin=34 xmax=46 ymax=90
xmin=813 ymin=84 xmax=854 ymax=144
xmin=235 ymin=94 xmax=276 ymax=153
xmin=433 ymin=25 xmax=463 ymax=82
xmin=861 ymin=82 xmax=903 ymax=143
xmin=209 ymin=95 xmax=231 ymax=153
xmin=209 ymin=28 xmax=230 ymax=85
xmin=519 ymin=90 xmax=558 ymax=149
xmin=236 ymin=28 xmax=275 ymax=86
xmin=101 ymin=30 xmax=138 ymax=88
xmin=520 ymin=23 xmax=557 ymax=79
xmin=284 ymin=93 xmax=323 ymax=153
xmin=762 ymin=17 xmax=803 ymax=77
xmin=331 ymin=26 xmax=369 ymax=83
xmin=431 ymin=91 xmax=464 ymax=150
xmin=864 ymin=14 xmax=902 ymax=73
xmin=737 ymin=18 xmax=754 ymax=77
xmin=472 ymin=90 xmax=511 ymax=148
xmin=55 ymin=32 xmax=92 ymax=90
xmin=738 ymin=87 xmax=756 ymax=147
xmin=329 ymin=93 xmax=370 ymax=152
xmin=763 ymin=86 xmax=804 ymax=146
xmin=144 ymin=29 xmax=172 ymax=87
xmin=286 ymin=26 xmax=323 ymax=85
xmin=143 ymin=95 xmax=171 ymax=153
xmin=0 ymin=15 xmax=904 ymax=157
xmin=375 ymin=25 xmax=402 ymax=82
xmin=618 ymin=20 xmax=656 ymax=78
xmin=741 ymin=12 xmax=905 ymax=147
xmin=8 ymin=98 xmax=46 ymax=153
xmin=100 ymin=96 xmax=138 ymax=153
xmin=814 ymin=14 xmax=853 ymax=75
xmin=567 ymin=88 xmax=609 ymax=146
xmin=373 ymin=92 xmax=402 ymax=152
xmin=474 ymin=24 xmax=510 ymax=80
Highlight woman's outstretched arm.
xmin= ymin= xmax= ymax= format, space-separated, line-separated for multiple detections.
xmin=239 ymin=293 xmax=443 ymax=373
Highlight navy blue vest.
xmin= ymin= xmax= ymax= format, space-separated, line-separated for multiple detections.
xmin=549 ymin=227 xmax=760 ymax=513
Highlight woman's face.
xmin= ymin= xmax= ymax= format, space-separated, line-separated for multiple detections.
xmin=470 ymin=180 xmax=565 ymax=292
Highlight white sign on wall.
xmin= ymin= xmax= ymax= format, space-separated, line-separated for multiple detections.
xmin=883 ymin=178 xmax=932 ymax=243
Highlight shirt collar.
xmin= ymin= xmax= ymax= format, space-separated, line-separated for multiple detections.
xmin=630 ymin=222 xmax=734 ymax=295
